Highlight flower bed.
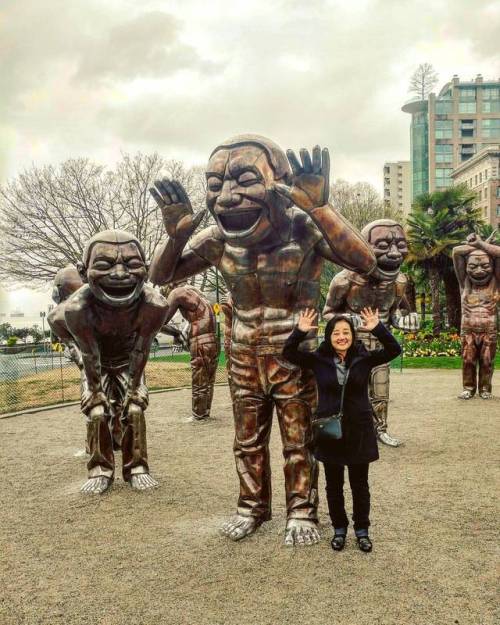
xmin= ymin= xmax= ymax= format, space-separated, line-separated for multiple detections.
xmin=397 ymin=330 xmax=462 ymax=358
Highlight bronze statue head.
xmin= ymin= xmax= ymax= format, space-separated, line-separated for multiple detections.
xmin=466 ymin=250 xmax=493 ymax=285
xmin=78 ymin=230 xmax=148 ymax=308
xmin=52 ymin=265 xmax=83 ymax=304
xmin=206 ymin=134 xmax=292 ymax=247
xmin=361 ymin=219 xmax=408 ymax=278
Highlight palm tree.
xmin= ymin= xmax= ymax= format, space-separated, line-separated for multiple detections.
xmin=406 ymin=184 xmax=481 ymax=335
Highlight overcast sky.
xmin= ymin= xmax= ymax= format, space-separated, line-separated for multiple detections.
xmin=0 ymin=0 xmax=499 ymax=311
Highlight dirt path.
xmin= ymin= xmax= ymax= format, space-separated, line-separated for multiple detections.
xmin=1 ymin=369 xmax=498 ymax=625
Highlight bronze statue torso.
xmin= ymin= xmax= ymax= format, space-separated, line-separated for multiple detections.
xmin=461 ymin=279 xmax=498 ymax=333
xmin=166 ymin=285 xmax=216 ymax=339
xmin=325 ymin=269 xmax=406 ymax=327
xmin=217 ymin=210 xmax=322 ymax=346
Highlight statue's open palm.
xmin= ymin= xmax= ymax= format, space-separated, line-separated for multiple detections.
xmin=274 ymin=146 xmax=330 ymax=211
xmin=150 ymin=178 xmax=205 ymax=239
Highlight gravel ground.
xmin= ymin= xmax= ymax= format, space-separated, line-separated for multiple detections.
xmin=1 ymin=369 xmax=498 ymax=625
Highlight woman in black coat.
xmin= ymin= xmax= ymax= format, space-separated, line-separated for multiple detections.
xmin=282 ymin=307 xmax=402 ymax=552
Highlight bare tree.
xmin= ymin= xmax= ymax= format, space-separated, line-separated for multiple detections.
xmin=409 ymin=63 xmax=439 ymax=100
xmin=330 ymin=179 xmax=402 ymax=231
xmin=0 ymin=154 xmax=206 ymax=286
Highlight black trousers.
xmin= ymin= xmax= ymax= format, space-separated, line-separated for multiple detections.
xmin=323 ymin=463 xmax=370 ymax=531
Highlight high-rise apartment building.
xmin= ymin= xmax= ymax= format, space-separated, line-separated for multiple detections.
xmin=402 ymin=75 xmax=500 ymax=200
xmin=383 ymin=161 xmax=411 ymax=216
xmin=451 ymin=145 xmax=500 ymax=227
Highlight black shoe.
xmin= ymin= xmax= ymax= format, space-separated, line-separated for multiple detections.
xmin=331 ymin=534 xmax=346 ymax=551
xmin=356 ymin=536 xmax=372 ymax=552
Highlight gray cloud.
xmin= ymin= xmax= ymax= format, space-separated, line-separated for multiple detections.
xmin=1 ymin=0 xmax=498 ymax=189
xmin=76 ymin=11 xmax=217 ymax=83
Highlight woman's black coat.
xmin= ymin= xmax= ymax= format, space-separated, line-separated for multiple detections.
xmin=282 ymin=322 xmax=402 ymax=465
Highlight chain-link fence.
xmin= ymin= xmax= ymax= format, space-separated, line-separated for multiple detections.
xmin=0 ymin=343 xmax=229 ymax=415
xmin=0 ymin=337 xmax=404 ymax=415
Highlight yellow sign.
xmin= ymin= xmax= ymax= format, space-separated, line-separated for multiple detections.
xmin=213 ymin=303 xmax=221 ymax=314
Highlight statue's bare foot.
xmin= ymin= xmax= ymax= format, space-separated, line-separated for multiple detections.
xmin=479 ymin=391 xmax=492 ymax=400
xmin=458 ymin=390 xmax=474 ymax=400
xmin=129 ymin=471 xmax=159 ymax=491
xmin=186 ymin=415 xmax=210 ymax=423
xmin=73 ymin=449 xmax=90 ymax=459
xmin=80 ymin=476 xmax=112 ymax=494
xmin=220 ymin=515 xmax=259 ymax=541
xmin=284 ymin=519 xmax=320 ymax=547
xmin=378 ymin=432 xmax=401 ymax=447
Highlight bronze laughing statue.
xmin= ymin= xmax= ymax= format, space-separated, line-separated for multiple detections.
xmin=52 ymin=265 xmax=84 ymax=368
xmin=149 ymin=135 xmax=390 ymax=546
xmin=323 ymin=219 xmax=418 ymax=447
xmin=452 ymin=232 xmax=499 ymax=399
xmin=48 ymin=230 xmax=169 ymax=494
xmin=163 ymin=284 xmax=219 ymax=421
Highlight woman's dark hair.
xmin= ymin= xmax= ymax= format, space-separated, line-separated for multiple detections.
xmin=319 ymin=314 xmax=358 ymax=364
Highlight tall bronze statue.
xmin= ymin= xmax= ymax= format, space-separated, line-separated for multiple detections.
xmin=48 ymin=230 xmax=169 ymax=494
xmin=149 ymin=135 xmax=390 ymax=545
xmin=323 ymin=219 xmax=418 ymax=447
xmin=162 ymin=284 xmax=219 ymax=421
xmin=452 ymin=232 xmax=499 ymax=399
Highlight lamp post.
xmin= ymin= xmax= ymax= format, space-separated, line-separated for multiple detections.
xmin=40 ymin=311 xmax=46 ymax=350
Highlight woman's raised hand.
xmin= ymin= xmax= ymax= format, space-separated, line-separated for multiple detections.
xmin=297 ymin=308 xmax=318 ymax=332
xmin=359 ymin=307 xmax=380 ymax=331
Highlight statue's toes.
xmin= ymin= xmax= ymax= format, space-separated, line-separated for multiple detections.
xmin=80 ymin=476 xmax=111 ymax=494
xmin=284 ymin=529 xmax=296 ymax=546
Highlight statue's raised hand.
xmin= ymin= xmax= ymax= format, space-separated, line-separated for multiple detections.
xmin=150 ymin=178 xmax=205 ymax=239
xmin=273 ymin=146 xmax=330 ymax=211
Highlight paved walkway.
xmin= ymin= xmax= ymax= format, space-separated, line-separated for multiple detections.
xmin=1 ymin=369 xmax=498 ymax=625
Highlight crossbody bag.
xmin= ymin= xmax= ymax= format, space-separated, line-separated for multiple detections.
xmin=312 ymin=369 xmax=350 ymax=443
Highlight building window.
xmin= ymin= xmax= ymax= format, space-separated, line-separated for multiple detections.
xmin=478 ymin=189 xmax=482 ymax=200
xmin=435 ymin=143 xmax=453 ymax=163
xmin=475 ymin=175 xmax=478 ymax=185
xmin=460 ymin=144 xmax=475 ymax=162
xmin=435 ymin=168 xmax=453 ymax=188
xmin=484 ymin=187 xmax=488 ymax=198
xmin=483 ymin=87 xmax=500 ymax=100
xmin=459 ymin=102 xmax=476 ymax=113
xmin=485 ymin=169 xmax=489 ymax=180
xmin=482 ymin=100 xmax=500 ymax=113
xmin=496 ymin=187 xmax=500 ymax=198
xmin=460 ymin=119 xmax=475 ymax=138
xmin=435 ymin=120 xmax=453 ymax=139
xmin=459 ymin=88 xmax=476 ymax=100
xmin=479 ymin=172 xmax=482 ymax=183
xmin=436 ymin=100 xmax=452 ymax=114
xmin=482 ymin=119 xmax=500 ymax=138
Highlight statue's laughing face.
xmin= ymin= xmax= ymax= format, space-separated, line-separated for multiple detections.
xmin=368 ymin=225 xmax=408 ymax=278
xmin=206 ymin=145 xmax=284 ymax=247
xmin=466 ymin=251 xmax=493 ymax=286
xmin=85 ymin=241 xmax=147 ymax=308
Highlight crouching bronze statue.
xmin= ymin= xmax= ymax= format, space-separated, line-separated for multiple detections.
xmin=453 ymin=232 xmax=499 ymax=399
xmin=48 ymin=230 xmax=169 ymax=493
xmin=149 ymin=134 xmax=391 ymax=545
xmin=323 ymin=219 xmax=418 ymax=447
